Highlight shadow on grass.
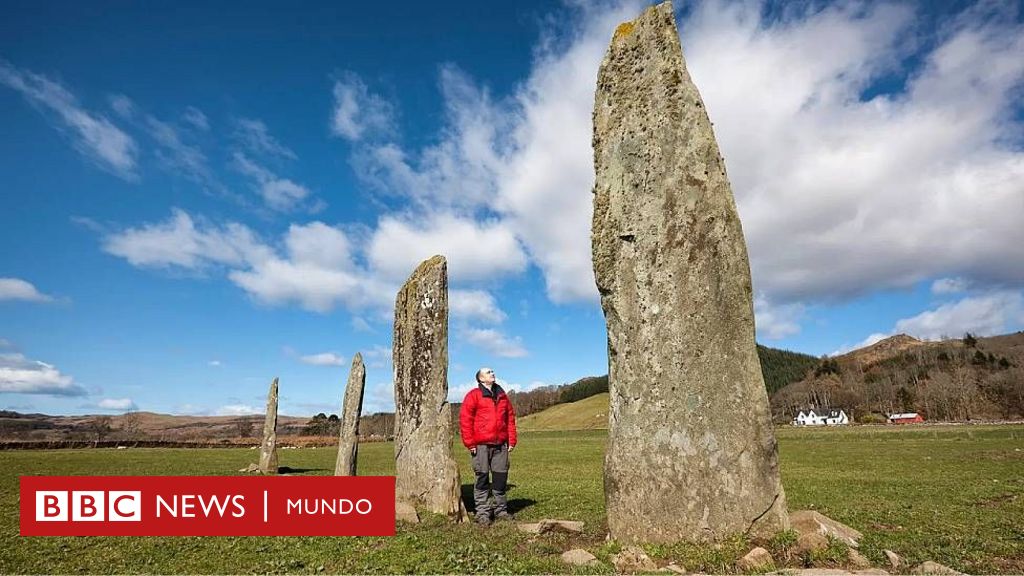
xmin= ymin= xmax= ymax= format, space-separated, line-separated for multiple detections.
xmin=277 ymin=466 xmax=329 ymax=474
xmin=461 ymin=482 xmax=538 ymax=516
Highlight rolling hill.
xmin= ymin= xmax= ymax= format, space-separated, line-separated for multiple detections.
xmin=518 ymin=392 xmax=609 ymax=431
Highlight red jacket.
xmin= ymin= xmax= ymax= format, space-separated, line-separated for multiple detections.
xmin=460 ymin=384 xmax=517 ymax=448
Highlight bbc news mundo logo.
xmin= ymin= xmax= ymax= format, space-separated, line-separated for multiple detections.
xmin=20 ymin=476 xmax=395 ymax=536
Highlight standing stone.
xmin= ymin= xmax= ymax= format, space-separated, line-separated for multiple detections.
xmin=335 ymin=353 xmax=366 ymax=476
xmin=591 ymin=1 xmax=788 ymax=543
xmin=392 ymin=255 xmax=465 ymax=520
xmin=258 ymin=377 xmax=279 ymax=474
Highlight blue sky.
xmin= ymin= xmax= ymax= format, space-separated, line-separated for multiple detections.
xmin=2 ymin=0 xmax=1022 ymax=417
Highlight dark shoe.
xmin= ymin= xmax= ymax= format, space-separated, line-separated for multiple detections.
xmin=475 ymin=515 xmax=492 ymax=527
xmin=494 ymin=511 xmax=515 ymax=521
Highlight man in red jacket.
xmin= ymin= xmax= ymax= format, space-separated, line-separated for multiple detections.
xmin=459 ymin=367 xmax=517 ymax=526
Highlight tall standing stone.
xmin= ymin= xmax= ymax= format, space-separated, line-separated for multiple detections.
xmin=392 ymin=255 xmax=465 ymax=520
xmin=591 ymin=1 xmax=788 ymax=543
xmin=258 ymin=377 xmax=279 ymax=474
xmin=335 ymin=353 xmax=366 ymax=476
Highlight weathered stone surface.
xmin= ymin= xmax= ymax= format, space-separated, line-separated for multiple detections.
xmin=795 ymin=532 xmax=830 ymax=555
xmin=737 ymin=547 xmax=774 ymax=571
xmin=258 ymin=377 xmax=279 ymax=474
xmin=238 ymin=463 xmax=260 ymax=473
xmin=393 ymin=256 xmax=465 ymax=520
xmin=561 ymin=549 xmax=600 ymax=567
xmin=591 ymin=1 xmax=788 ymax=543
xmin=395 ymin=501 xmax=420 ymax=524
xmin=516 ymin=519 xmax=586 ymax=534
xmin=335 ymin=353 xmax=366 ymax=476
xmin=856 ymin=569 xmax=891 ymax=575
xmin=883 ymin=550 xmax=902 ymax=570
xmin=611 ymin=546 xmax=657 ymax=573
xmin=664 ymin=563 xmax=686 ymax=574
xmin=791 ymin=510 xmax=863 ymax=548
xmin=911 ymin=561 xmax=964 ymax=575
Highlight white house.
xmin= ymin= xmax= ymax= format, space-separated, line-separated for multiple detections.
xmin=793 ymin=408 xmax=849 ymax=426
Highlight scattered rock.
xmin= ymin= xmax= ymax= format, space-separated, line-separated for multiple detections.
xmin=790 ymin=510 xmax=863 ymax=548
xmin=856 ymin=570 xmax=891 ymax=575
xmin=561 ymin=549 xmax=600 ymax=567
xmin=238 ymin=463 xmax=260 ymax=473
xmin=791 ymin=570 xmax=859 ymax=576
xmin=395 ymin=501 xmax=419 ymax=524
xmin=848 ymin=548 xmax=872 ymax=569
xmin=737 ymin=547 xmax=774 ymax=571
xmin=795 ymin=531 xmax=830 ymax=555
xmin=335 ymin=353 xmax=366 ymax=476
xmin=911 ymin=561 xmax=963 ymax=575
xmin=592 ymin=0 xmax=789 ymax=545
xmin=258 ymin=377 xmax=279 ymax=474
xmin=611 ymin=546 xmax=657 ymax=573
xmin=392 ymin=256 xmax=465 ymax=521
xmin=664 ymin=563 xmax=686 ymax=574
xmin=883 ymin=550 xmax=902 ymax=570
xmin=516 ymin=519 xmax=585 ymax=534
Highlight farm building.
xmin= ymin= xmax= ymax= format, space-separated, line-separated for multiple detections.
xmin=792 ymin=408 xmax=849 ymax=426
xmin=888 ymin=412 xmax=924 ymax=424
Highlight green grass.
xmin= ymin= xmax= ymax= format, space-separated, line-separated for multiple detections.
xmin=1 ymin=425 xmax=1022 ymax=574
xmin=518 ymin=393 xmax=609 ymax=431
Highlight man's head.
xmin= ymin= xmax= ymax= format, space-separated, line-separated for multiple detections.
xmin=476 ymin=367 xmax=496 ymax=386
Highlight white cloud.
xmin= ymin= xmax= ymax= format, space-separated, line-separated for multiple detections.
xmin=0 ymin=60 xmax=138 ymax=179
xmin=208 ymin=360 xmax=222 ymax=367
xmin=108 ymin=94 xmax=136 ymax=119
xmin=235 ymin=118 xmax=296 ymax=159
xmin=331 ymin=72 xmax=395 ymax=141
xmin=182 ymin=106 xmax=209 ymax=131
xmin=932 ymin=277 xmax=970 ymax=295
xmin=893 ymin=291 xmax=1024 ymax=340
xmin=98 ymin=397 xmax=136 ymax=411
xmin=450 ymin=289 xmax=506 ymax=324
xmin=681 ymin=1 xmax=1024 ymax=304
xmin=0 ymin=352 xmax=86 ymax=396
xmin=460 ymin=327 xmax=528 ymax=358
xmin=0 ymin=278 xmax=55 ymax=303
xmin=837 ymin=290 xmax=1024 ymax=353
xmin=215 ymin=404 xmax=261 ymax=416
xmin=300 ymin=352 xmax=346 ymax=367
xmin=351 ymin=317 xmax=375 ymax=333
xmin=102 ymin=208 xmax=269 ymax=269
xmin=754 ymin=295 xmax=804 ymax=340
xmin=362 ymin=345 xmax=392 ymax=369
xmin=233 ymin=152 xmax=312 ymax=212
xmin=367 ymin=213 xmax=527 ymax=283
xmin=145 ymin=115 xmax=226 ymax=194
xmin=362 ymin=381 xmax=395 ymax=414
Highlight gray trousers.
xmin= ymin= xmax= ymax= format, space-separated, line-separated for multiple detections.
xmin=471 ymin=444 xmax=510 ymax=518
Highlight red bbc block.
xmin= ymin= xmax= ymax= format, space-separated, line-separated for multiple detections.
xmin=20 ymin=475 xmax=396 ymax=536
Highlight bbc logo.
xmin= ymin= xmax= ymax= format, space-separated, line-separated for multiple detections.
xmin=36 ymin=491 xmax=141 ymax=522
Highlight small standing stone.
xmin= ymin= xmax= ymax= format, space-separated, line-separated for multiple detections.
xmin=335 ymin=353 xmax=366 ymax=476
xmin=258 ymin=377 xmax=279 ymax=474
xmin=791 ymin=510 xmax=863 ymax=548
xmin=392 ymin=255 xmax=465 ymax=520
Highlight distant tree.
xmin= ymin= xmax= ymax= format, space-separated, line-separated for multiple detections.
xmin=88 ymin=416 xmax=113 ymax=446
xmin=896 ymin=386 xmax=916 ymax=411
xmin=302 ymin=413 xmax=332 ymax=436
xmin=963 ymin=332 xmax=978 ymax=347
xmin=119 ymin=412 xmax=143 ymax=439
xmin=236 ymin=419 xmax=255 ymax=438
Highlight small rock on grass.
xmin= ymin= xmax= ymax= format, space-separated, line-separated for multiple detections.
xmin=883 ymin=550 xmax=902 ymax=570
xmin=561 ymin=549 xmax=599 ymax=567
xmin=848 ymin=548 xmax=872 ymax=569
xmin=911 ymin=561 xmax=964 ymax=575
xmin=795 ymin=531 xmax=830 ymax=554
xmin=516 ymin=519 xmax=584 ymax=534
xmin=612 ymin=546 xmax=657 ymax=573
xmin=790 ymin=510 xmax=863 ymax=548
xmin=737 ymin=547 xmax=774 ymax=571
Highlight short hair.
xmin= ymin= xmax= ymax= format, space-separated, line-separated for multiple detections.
xmin=475 ymin=367 xmax=491 ymax=384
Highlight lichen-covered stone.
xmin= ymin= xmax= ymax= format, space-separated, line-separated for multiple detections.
xmin=258 ymin=377 xmax=279 ymax=474
xmin=393 ymin=255 xmax=464 ymax=520
xmin=335 ymin=353 xmax=366 ymax=476
xmin=592 ymin=1 xmax=788 ymax=543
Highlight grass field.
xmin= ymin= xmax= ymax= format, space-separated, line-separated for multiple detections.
xmin=518 ymin=393 xmax=609 ymax=431
xmin=1 ymin=425 xmax=1022 ymax=574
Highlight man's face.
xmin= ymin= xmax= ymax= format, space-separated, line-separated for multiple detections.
xmin=479 ymin=368 xmax=496 ymax=385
